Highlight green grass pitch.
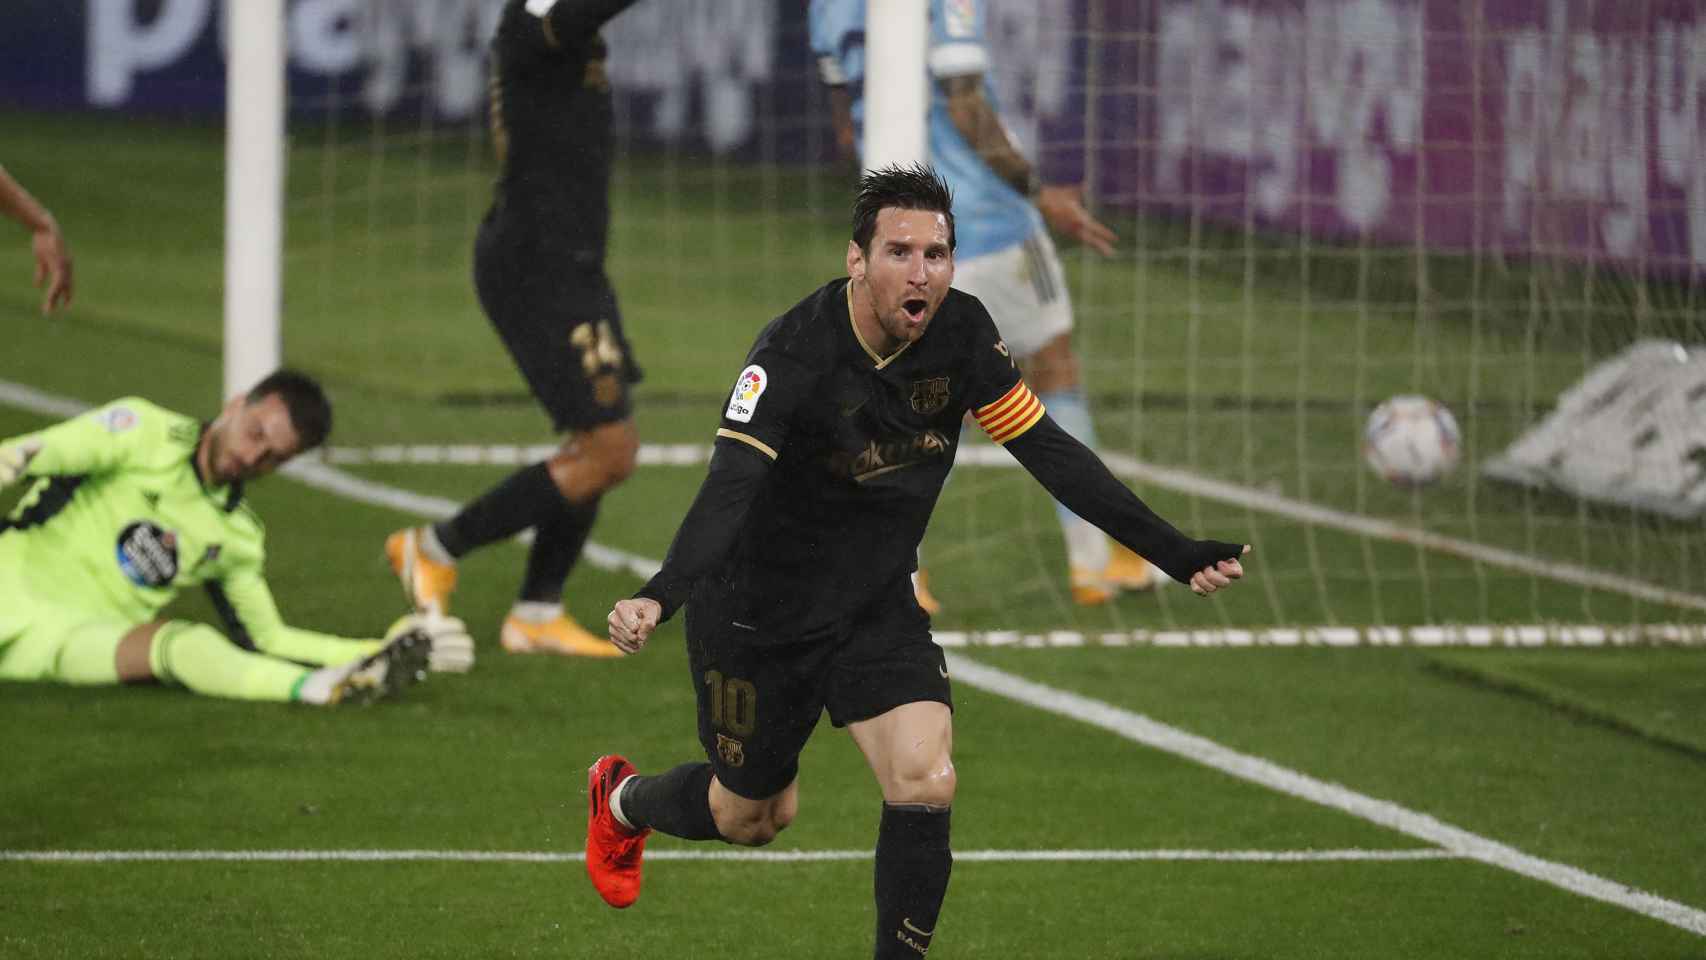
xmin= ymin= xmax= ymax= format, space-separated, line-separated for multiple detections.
xmin=1 ymin=111 xmax=1703 ymax=958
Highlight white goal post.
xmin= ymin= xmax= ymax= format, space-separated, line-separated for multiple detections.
xmin=862 ymin=0 xmax=929 ymax=172
xmin=223 ymin=0 xmax=286 ymax=399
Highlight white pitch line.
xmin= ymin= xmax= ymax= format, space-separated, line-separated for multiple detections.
xmin=3 ymin=380 xmax=1703 ymax=936
xmin=0 ymin=380 xmax=89 ymax=420
xmin=932 ymin=623 xmax=1706 ymax=649
xmin=944 ymin=654 xmax=1706 ymax=937
xmin=0 ymin=847 xmax=1456 ymax=865
xmin=305 ymin=439 xmax=1706 ymax=614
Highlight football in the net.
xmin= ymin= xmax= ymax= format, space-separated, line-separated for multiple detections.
xmin=1362 ymin=395 xmax=1462 ymax=487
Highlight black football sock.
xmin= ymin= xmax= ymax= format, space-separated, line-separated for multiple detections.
xmin=619 ymin=762 xmax=723 ymax=841
xmin=518 ymin=496 xmax=600 ymax=603
xmin=433 ymin=462 xmax=559 ymax=559
xmin=872 ymin=803 xmax=952 ymax=959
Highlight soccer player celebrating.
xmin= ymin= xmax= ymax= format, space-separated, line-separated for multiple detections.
xmin=0 ymin=371 xmax=471 ymax=705
xmin=385 ymin=0 xmax=645 ymax=658
xmin=811 ymin=0 xmax=1157 ymax=611
xmin=587 ymin=165 xmax=1250 ymax=957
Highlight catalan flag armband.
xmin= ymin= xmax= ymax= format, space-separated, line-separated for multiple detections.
xmin=975 ymin=382 xmax=1045 ymax=444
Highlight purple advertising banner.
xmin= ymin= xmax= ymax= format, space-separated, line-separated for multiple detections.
xmin=0 ymin=0 xmax=808 ymax=157
xmin=3 ymin=1 xmax=1699 ymax=270
xmin=1078 ymin=0 xmax=1705 ymax=272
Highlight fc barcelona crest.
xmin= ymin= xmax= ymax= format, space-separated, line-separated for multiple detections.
xmin=910 ymin=376 xmax=951 ymax=415
xmin=716 ymin=733 xmax=746 ymax=768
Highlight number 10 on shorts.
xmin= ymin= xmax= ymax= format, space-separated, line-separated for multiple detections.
xmin=703 ymin=670 xmax=757 ymax=736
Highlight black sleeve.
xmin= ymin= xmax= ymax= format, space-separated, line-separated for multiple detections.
xmin=1004 ymin=415 xmax=1245 ymax=584
xmin=505 ymin=0 xmax=641 ymax=53
xmin=633 ymin=440 xmax=772 ymax=622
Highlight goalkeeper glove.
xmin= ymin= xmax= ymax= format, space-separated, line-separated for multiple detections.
xmin=0 ymin=440 xmax=40 ymax=490
xmin=385 ymin=612 xmax=475 ymax=674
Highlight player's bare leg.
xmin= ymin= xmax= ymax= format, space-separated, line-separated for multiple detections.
xmin=1020 ymin=333 xmax=1159 ymax=601
xmin=501 ymin=420 xmax=636 ymax=657
xmin=849 ymin=701 xmax=956 ymax=959
xmin=114 ymin=621 xmax=163 ymax=683
xmin=705 ymin=776 xmax=798 ymax=847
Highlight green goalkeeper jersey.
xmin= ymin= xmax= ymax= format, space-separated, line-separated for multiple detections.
xmin=0 ymin=398 xmax=378 ymax=666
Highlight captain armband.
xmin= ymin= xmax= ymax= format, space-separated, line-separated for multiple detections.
xmin=974 ymin=382 xmax=1045 ymax=444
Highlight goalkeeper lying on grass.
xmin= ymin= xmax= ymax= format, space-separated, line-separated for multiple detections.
xmin=0 ymin=370 xmax=472 ymax=705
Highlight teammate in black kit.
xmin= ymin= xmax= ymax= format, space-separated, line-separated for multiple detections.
xmin=386 ymin=0 xmax=644 ymax=658
xmin=582 ymin=165 xmax=1251 ymax=957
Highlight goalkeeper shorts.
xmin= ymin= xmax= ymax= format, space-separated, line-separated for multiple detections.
xmin=0 ymin=565 xmax=127 ymax=685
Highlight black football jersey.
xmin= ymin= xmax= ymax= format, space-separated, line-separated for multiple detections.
xmin=483 ymin=0 xmax=640 ymax=266
xmin=639 ymin=278 xmax=1246 ymax=632
xmin=701 ymin=278 xmax=1036 ymax=636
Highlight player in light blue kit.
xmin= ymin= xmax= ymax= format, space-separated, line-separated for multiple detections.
xmin=810 ymin=0 xmax=1158 ymax=610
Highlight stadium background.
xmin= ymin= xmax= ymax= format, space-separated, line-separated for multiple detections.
xmin=1 ymin=2 xmax=1703 ymax=956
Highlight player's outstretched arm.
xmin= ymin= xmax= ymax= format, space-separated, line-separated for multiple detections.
xmin=1003 ymin=414 xmax=1250 ymax=591
xmin=511 ymin=0 xmax=645 ymax=52
xmin=214 ymin=566 xmax=469 ymax=672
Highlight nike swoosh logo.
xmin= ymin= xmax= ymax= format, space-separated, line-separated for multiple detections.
xmin=902 ymin=918 xmax=935 ymax=937
xmin=938 ymin=664 xmax=949 ymax=679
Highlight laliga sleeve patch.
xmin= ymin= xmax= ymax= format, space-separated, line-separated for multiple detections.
xmin=944 ymin=0 xmax=978 ymax=39
xmin=101 ymin=406 xmax=138 ymax=433
xmin=725 ymin=365 xmax=768 ymax=423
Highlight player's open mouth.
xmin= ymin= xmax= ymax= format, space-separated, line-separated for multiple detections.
xmin=903 ymin=298 xmax=928 ymax=321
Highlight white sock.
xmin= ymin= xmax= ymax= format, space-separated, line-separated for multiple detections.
xmin=511 ymin=601 xmax=563 ymax=624
xmin=1064 ymin=518 xmax=1111 ymax=575
xmin=608 ymin=774 xmax=637 ymax=830
xmin=1040 ymin=388 xmax=1111 ymax=572
xmin=419 ymin=525 xmax=456 ymax=566
xmin=294 ymin=662 xmax=351 ymax=706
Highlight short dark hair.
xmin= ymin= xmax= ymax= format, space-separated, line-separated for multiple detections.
xmin=248 ymin=368 xmax=333 ymax=452
xmin=852 ymin=162 xmax=955 ymax=255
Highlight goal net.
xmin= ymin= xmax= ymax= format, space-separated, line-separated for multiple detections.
xmin=281 ymin=0 xmax=1706 ymax=643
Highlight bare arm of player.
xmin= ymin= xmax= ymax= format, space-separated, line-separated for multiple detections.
xmin=941 ymin=75 xmax=1033 ymax=196
xmin=0 ymin=164 xmax=72 ymax=315
xmin=940 ymin=76 xmax=1118 ymax=256
xmin=826 ymin=85 xmax=859 ymax=170
xmin=1034 ymin=184 xmax=1118 ymax=257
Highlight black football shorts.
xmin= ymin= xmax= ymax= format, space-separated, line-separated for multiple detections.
xmin=473 ymin=216 xmax=640 ymax=433
xmin=683 ymin=574 xmax=952 ymax=800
